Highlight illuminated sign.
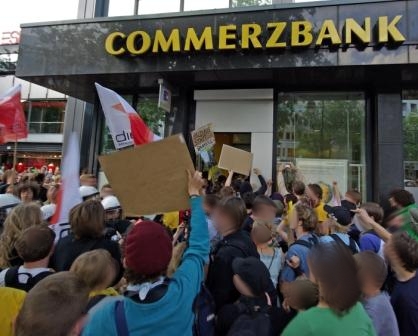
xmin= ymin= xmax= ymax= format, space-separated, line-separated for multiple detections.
xmin=0 ymin=31 xmax=20 ymax=45
xmin=105 ymin=15 xmax=405 ymax=56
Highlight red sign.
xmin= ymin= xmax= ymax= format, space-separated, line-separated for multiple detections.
xmin=0 ymin=31 xmax=20 ymax=45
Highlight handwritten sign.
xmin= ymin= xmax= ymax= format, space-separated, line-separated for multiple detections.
xmin=191 ymin=123 xmax=215 ymax=153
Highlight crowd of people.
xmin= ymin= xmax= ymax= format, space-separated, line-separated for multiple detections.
xmin=0 ymin=164 xmax=417 ymax=336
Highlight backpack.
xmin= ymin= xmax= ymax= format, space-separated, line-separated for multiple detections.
xmin=193 ymin=283 xmax=216 ymax=336
xmin=4 ymin=266 xmax=53 ymax=292
xmin=227 ymin=303 xmax=273 ymax=336
xmin=291 ymin=234 xmax=319 ymax=249
xmin=330 ymin=233 xmax=358 ymax=254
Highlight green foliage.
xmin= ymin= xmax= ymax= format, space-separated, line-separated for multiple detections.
xmin=137 ymin=99 xmax=165 ymax=136
xmin=404 ymin=109 xmax=418 ymax=161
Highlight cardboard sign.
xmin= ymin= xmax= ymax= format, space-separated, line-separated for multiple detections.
xmin=218 ymin=145 xmax=253 ymax=176
xmin=191 ymin=123 xmax=215 ymax=153
xmin=99 ymin=134 xmax=194 ymax=216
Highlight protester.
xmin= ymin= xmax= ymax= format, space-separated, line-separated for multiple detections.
xmin=206 ymin=196 xmax=259 ymax=311
xmin=101 ymin=195 xmax=131 ymax=239
xmin=292 ymin=181 xmax=306 ymax=201
xmin=226 ymin=168 xmax=267 ymax=197
xmin=355 ymin=251 xmax=400 ymax=336
xmin=14 ymin=272 xmax=90 ymax=336
xmin=0 ymin=170 xmax=16 ymax=194
xmin=70 ymin=249 xmax=119 ymax=310
xmin=0 ymin=226 xmax=55 ymax=291
xmin=34 ymin=173 xmax=48 ymax=203
xmin=242 ymin=195 xmax=278 ymax=233
xmin=282 ymin=243 xmax=375 ymax=335
xmin=0 ymin=287 xmax=26 ymax=336
xmin=0 ymin=193 xmax=21 ymax=234
xmin=306 ymin=183 xmax=328 ymax=223
xmin=216 ymin=257 xmax=277 ymax=336
xmin=387 ymin=189 xmax=417 ymax=231
xmin=0 ymin=203 xmax=44 ymax=267
xmin=82 ymin=171 xmax=210 ymax=336
xmin=203 ymin=194 xmax=221 ymax=243
xmin=79 ymin=185 xmax=100 ymax=201
xmin=100 ymin=183 xmax=114 ymax=199
xmin=80 ymin=174 xmax=97 ymax=188
xmin=17 ymin=182 xmax=39 ymax=203
xmin=251 ymin=219 xmax=282 ymax=288
xmin=50 ymin=200 xmax=123 ymax=283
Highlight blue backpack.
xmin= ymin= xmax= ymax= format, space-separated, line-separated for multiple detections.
xmin=193 ymin=283 xmax=216 ymax=336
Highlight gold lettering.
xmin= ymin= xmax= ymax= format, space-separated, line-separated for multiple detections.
xmin=378 ymin=15 xmax=406 ymax=43
xmin=105 ymin=32 xmax=126 ymax=55
xmin=266 ymin=22 xmax=286 ymax=48
xmin=219 ymin=25 xmax=237 ymax=50
xmin=291 ymin=21 xmax=313 ymax=47
xmin=152 ymin=29 xmax=181 ymax=53
xmin=184 ymin=27 xmax=213 ymax=51
xmin=316 ymin=19 xmax=342 ymax=46
xmin=126 ymin=31 xmax=151 ymax=55
xmin=345 ymin=17 xmax=371 ymax=44
xmin=242 ymin=23 xmax=263 ymax=49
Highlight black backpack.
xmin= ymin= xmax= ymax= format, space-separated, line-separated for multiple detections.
xmin=330 ymin=234 xmax=358 ymax=255
xmin=4 ymin=266 xmax=53 ymax=292
xmin=227 ymin=303 xmax=273 ymax=336
xmin=291 ymin=234 xmax=319 ymax=249
xmin=192 ymin=283 xmax=216 ymax=336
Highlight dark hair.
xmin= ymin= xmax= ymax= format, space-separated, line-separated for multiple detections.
xmin=17 ymin=183 xmax=39 ymax=200
xmin=34 ymin=173 xmax=45 ymax=184
xmin=69 ymin=200 xmax=105 ymax=239
xmin=219 ymin=186 xmax=235 ymax=198
xmin=292 ymin=181 xmax=306 ymax=196
xmin=389 ymin=189 xmax=415 ymax=207
xmin=345 ymin=190 xmax=362 ymax=205
xmin=309 ymin=243 xmax=361 ymax=314
xmin=231 ymin=179 xmax=243 ymax=193
xmin=361 ymin=202 xmax=384 ymax=224
xmin=308 ymin=184 xmax=323 ymax=200
xmin=204 ymin=194 xmax=220 ymax=209
xmin=285 ymin=193 xmax=298 ymax=205
xmin=391 ymin=231 xmax=418 ymax=272
xmin=242 ymin=192 xmax=256 ymax=210
xmin=252 ymin=195 xmax=278 ymax=214
xmin=294 ymin=204 xmax=318 ymax=232
xmin=15 ymin=226 xmax=55 ymax=262
xmin=290 ymin=279 xmax=319 ymax=311
xmin=216 ymin=197 xmax=247 ymax=230
xmin=217 ymin=175 xmax=227 ymax=185
xmin=355 ymin=251 xmax=388 ymax=289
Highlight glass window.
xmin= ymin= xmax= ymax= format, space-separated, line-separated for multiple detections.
xmin=402 ymin=91 xmax=418 ymax=193
xmin=184 ymin=0 xmax=229 ymax=11
xmin=232 ymin=0 xmax=272 ymax=7
xmin=276 ymin=92 xmax=366 ymax=200
xmin=23 ymin=101 xmax=66 ymax=134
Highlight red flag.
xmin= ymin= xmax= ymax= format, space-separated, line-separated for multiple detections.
xmin=0 ymin=85 xmax=28 ymax=144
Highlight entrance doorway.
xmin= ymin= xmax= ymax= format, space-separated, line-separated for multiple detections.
xmin=213 ymin=133 xmax=251 ymax=162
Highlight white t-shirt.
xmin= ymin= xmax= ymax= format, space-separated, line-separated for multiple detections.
xmin=0 ymin=266 xmax=52 ymax=286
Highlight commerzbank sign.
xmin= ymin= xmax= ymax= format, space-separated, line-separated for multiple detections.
xmin=105 ymin=15 xmax=405 ymax=56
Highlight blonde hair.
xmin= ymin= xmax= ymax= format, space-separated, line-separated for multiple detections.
xmin=70 ymin=249 xmax=116 ymax=291
xmin=167 ymin=242 xmax=187 ymax=278
xmin=70 ymin=200 xmax=104 ymax=239
xmin=252 ymin=220 xmax=274 ymax=244
xmin=0 ymin=203 xmax=43 ymax=267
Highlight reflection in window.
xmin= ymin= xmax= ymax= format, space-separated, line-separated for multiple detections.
xmin=276 ymin=92 xmax=366 ymax=199
xmin=184 ymin=0 xmax=229 ymax=11
xmin=402 ymin=91 xmax=418 ymax=189
xmin=232 ymin=0 xmax=272 ymax=7
xmin=23 ymin=101 xmax=66 ymax=134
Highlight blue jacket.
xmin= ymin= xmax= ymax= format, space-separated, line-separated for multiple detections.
xmin=82 ymin=197 xmax=209 ymax=336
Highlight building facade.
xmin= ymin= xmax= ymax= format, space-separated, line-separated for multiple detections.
xmin=15 ymin=0 xmax=418 ymax=204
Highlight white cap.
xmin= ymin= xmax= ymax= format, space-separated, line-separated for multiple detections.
xmin=0 ymin=194 xmax=21 ymax=210
xmin=79 ymin=186 xmax=99 ymax=199
xmin=101 ymin=195 xmax=121 ymax=210
xmin=41 ymin=204 xmax=56 ymax=221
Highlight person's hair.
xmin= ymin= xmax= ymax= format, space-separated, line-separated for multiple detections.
xmin=289 ymin=279 xmax=319 ymax=311
xmin=101 ymin=184 xmax=112 ymax=190
xmin=34 ymin=173 xmax=45 ymax=184
xmin=389 ymin=188 xmax=415 ymax=207
xmin=14 ymin=272 xmax=89 ymax=336
xmin=391 ymin=231 xmax=418 ymax=272
xmin=252 ymin=220 xmax=273 ymax=244
xmin=0 ymin=203 xmax=43 ymax=267
xmin=69 ymin=200 xmax=105 ymax=239
xmin=17 ymin=182 xmax=39 ymax=200
xmin=242 ymin=192 xmax=256 ymax=210
xmin=361 ymin=202 xmax=384 ymax=224
xmin=2 ymin=169 xmax=14 ymax=184
xmin=309 ymin=243 xmax=361 ymax=314
xmin=345 ymin=190 xmax=362 ymax=205
xmin=219 ymin=186 xmax=235 ymax=199
xmin=294 ymin=204 xmax=318 ymax=232
xmin=70 ymin=249 xmax=117 ymax=291
xmin=284 ymin=193 xmax=298 ymax=205
xmin=308 ymin=184 xmax=323 ymax=200
xmin=354 ymin=251 xmax=388 ymax=289
xmin=252 ymin=195 xmax=278 ymax=214
xmin=203 ymin=194 xmax=220 ymax=209
xmin=216 ymin=197 xmax=247 ymax=230
xmin=167 ymin=242 xmax=187 ymax=277
xmin=292 ymin=181 xmax=306 ymax=196
xmin=15 ymin=226 xmax=55 ymax=262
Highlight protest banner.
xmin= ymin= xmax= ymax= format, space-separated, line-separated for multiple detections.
xmin=191 ymin=123 xmax=215 ymax=153
xmin=218 ymin=144 xmax=253 ymax=176
xmin=99 ymin=134 xmax=194 ymax=216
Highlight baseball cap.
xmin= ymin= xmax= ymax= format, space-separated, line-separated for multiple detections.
xmin=232 ymin=257 xmax=271 ymax=297
xmin=324 ymin=205 xmax=354 ymax=226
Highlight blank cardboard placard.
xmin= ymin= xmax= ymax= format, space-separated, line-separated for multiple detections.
xmin=218 ymin=144 xmax=253 ymax=176
xmin=99 ymin=134 xmax=194 ymax=216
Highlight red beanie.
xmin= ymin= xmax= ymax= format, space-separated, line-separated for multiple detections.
xmin=125 ymin=221 xmax=173 ymax=276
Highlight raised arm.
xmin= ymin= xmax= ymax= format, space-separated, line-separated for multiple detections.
xmin=353 ymin=208 xmax=392 ymax=242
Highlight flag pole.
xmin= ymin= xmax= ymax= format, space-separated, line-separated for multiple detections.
xmin=13 ymin=137 xmax=17 ymax=171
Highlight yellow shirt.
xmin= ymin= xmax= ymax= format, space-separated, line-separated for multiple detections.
xmin=0 ymin=287 xmax=26 ymax=336
xmin=163 ymin=212 xmax=180 ymax=230
xmin=315 ymin=202 xmax=328 ymax=223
